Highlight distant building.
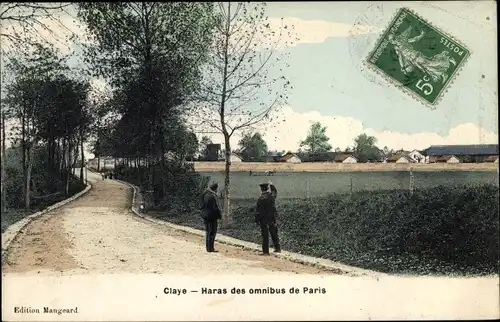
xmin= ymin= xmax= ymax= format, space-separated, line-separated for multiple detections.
xmin=205 ymin=143 xmax=221 ymax=161
xmin=423 ymin=144 xmax=498 ymax=163
xmin=228 ymin=152 xmax=243 ymax=163
xmin=87 ymin=156 xmax=115 ymax=170
xmin=484 ymin=155 xmax=499 ymax=163
xmin=263 ymin=151 xmax=282 ymax=162
xmin=385 ymin=155 xmax=415 ymax=164
xmin=436 ymin=155 xmax=461 ymax=164
xmin=334 ymin=154 xmax=358 ymax=164
xmin=298 ymin=151 xmax=338 ymax=162
xmin=281 ymin=152 xmax=302 ymax=163
xmin=409 ymin=150 xmax=425 ymax=163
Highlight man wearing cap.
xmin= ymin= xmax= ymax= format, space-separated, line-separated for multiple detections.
xmin=255 ymin=181 xmax=281 ymax=255
xmin=200 ymin=182 xmax=222 ymax=253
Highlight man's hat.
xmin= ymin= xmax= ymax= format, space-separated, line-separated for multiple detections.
xmin=209 ymin=182 xmax=219 ymax=190
xmin=259 ymin=183 xmax=269 ymax=190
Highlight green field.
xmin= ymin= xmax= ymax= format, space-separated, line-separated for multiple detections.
xmin=200 ymin=171 xmax=499 ymax=199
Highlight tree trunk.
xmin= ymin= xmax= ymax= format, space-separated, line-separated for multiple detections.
xmin=25 ymin=141 xmax=35 ymax=211
xmin=80 ymin=131 xmax=85 ymax=184
xmin=217 ymin=2 xmax=233 ymax=228
xmin=222 ymin=135 xmax=232 ymax=228
xmin=1 ymin=111 xmax=6 ymax=213
xmin=65 ymin=137 xmax=71 ymax=195
xmin=21 ymin=115 xmax=27 ymax=205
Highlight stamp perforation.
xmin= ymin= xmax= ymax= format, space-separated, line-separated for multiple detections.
xmin=364 ymin=6 xmax=472 ymax=109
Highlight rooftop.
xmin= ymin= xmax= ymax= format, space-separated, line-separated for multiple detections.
xmin=424 ymin=144 xmax=498 ymax=156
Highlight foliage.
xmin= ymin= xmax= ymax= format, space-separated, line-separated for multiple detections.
xmin=199 ymin=136 xmax=213 ymax=159
xmin=114 ymin=162 xmax=208 ymax=215
xmin=237 ymin=132 xmax=268 ymax=162
xmin=192 ymin=2 xmax=295 ymax=227
xmin=3 ymin=41 xmax=92 ymax=211
xmin=1 ymin=145 xmax=85 ymax=227
xmin=163 ymin=183 xmax=499 ymax=276
xmin=299 ymin=122 xmax=332 ymax=153
xmin=77 ymin=2 xmax=218 ymax=207
xmin=353 ymin=133 xmax=382 ymax=163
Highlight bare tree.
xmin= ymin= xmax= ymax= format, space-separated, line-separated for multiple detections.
xmin=191 ymin=2 xmax=296 ymax=228
xmin=0 ymin=2 xmax=75 ymax=54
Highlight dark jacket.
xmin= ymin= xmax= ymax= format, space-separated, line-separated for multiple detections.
xmin=200 ymin=189 xmax=222 ymax=221
xmin=255 ymin=185 xmax=278 ymax=224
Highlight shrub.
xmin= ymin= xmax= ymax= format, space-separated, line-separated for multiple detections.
xmin=165 ymin=183 xmax=499 ymax=275
xmin=114 ymin=161 xmax=209 ymax=215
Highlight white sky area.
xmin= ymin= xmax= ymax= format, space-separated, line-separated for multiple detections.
xmin=1 ymin=2 xmax=497 ymax=157
xmin=188 ymin=105 xmax=498 ymax=152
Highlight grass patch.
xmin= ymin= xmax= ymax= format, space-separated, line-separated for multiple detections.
xmin=1 ymin=178 xmax=86 ymax=234
xmin=157 ymin=183 xmax=499 ymax=276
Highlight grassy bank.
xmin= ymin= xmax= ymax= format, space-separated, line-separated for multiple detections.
xmin=1 ymin=178 xmax=86 ymax=233
xmin=155 ymin=183 xmax=499 ymax=276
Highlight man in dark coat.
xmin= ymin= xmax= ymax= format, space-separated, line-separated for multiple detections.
xmin=200 ymin=182 xmax=222 ymax=253
xmin=255 ymin=181 xmax=281 ymax=255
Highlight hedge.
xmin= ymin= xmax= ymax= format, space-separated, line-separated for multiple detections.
xmin=162 ymin=183 xmax=499 ymax=276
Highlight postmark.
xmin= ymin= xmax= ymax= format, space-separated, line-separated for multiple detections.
xmin=364 ymin=7 xmax=471 ymax=107
xmin=348 ymin=3 xmax=387 ymax=87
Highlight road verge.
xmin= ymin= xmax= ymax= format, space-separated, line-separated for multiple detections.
xmin=1 ymin=182 xmax=93 ymax=264
xmin=114 ymin=179 xmax=380 ymax=277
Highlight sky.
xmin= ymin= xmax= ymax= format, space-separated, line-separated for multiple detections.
xmin=1 ymin=1 xmax=498 ymax=157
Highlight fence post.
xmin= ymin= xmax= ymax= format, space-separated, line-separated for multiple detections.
xmin=349 ymin=176 xmax=353 ymax=197
xmin=409 ymin=167 xmax=415 ymax=195
xmin=306 ymin=180 xmax=310 ymax=200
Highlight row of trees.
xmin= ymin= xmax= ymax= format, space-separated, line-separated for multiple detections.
xmin=1 ymin=42 xmax=94 ymax=211
xmin=79 ymin=3 xmax=292 ymax=227
xmin=221 ymin=122 xmax=405 ymax=163
xmin=2 ymin=3 xmax=294 ymax=229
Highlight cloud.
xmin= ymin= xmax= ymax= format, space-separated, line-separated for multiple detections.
xmin=231 ymin=16 xmax=381 ymax=52
xmin=189 ymin=106 xmax=498 ymax=152
xmin=272 ymin=17 xmax=382 ymax=47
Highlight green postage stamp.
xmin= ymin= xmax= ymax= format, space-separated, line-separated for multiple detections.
xmin=366 ymin=7 xmax=471 ymax=107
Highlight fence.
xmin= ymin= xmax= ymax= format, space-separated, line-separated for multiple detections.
xmin=201 ymin=169 xmax=498 ymax=200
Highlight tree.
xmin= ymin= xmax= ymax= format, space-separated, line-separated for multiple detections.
xmin=3 ymin=41 xmax=93 ymax=210
xmin=0 ymin=2 xmax=73 ymax=54
xmin=199 ymin=135 xmax=212 ymax=159
xmin=77 ymin=3 xmax=217 ymax=202
xmin=353 ymin=133 xmax=381 ymax=163
xmin=192 ymin=2 xmax=294 ymax=227
xmin=238 ymin=132 xmax=268 ymax=162
xmin=334 ymin=147 xmax=341 ymax=153
xmin=1 ymin=109 xmax=6 ymax=213
xmin=382 ymin=146 xmax=390 ymax=157
xmin=299 ymin=122 xmax=332 ymax=153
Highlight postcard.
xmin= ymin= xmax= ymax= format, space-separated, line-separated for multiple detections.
xmin=1 ymin=1 xmax=498 ymax=321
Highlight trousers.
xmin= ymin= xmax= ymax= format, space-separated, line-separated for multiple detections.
xmin=204 ymin=219 xmax=218 ymax=252
xmin=260 ymin=221 xmax=281 ymax=254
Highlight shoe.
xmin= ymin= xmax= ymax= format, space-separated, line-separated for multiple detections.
xmin=259 ymin=253 xmax=270 ymax=256
xmin=274 ymin=249 xmax=281 ymax=253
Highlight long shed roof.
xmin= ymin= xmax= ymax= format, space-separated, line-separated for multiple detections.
xmin=424 ymin=144 xmax=498 ymax=156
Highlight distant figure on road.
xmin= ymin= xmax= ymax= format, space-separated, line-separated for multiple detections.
xmin=199 ymin=182 xmax=222 ymax=253
xmin=255 ymin=181 xmax=281 ymax=255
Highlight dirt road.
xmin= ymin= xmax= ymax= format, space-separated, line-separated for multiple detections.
xmin=2 ymin=171 xmax=328 ymax=276
xmin=2 ymin=171 xmax=498 ymax=320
